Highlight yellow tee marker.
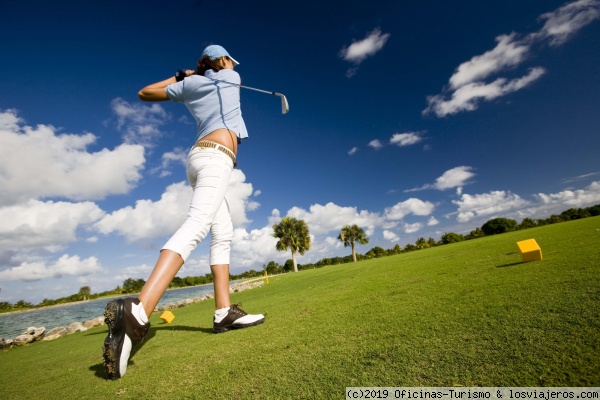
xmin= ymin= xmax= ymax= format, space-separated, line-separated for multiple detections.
xmin=517 ymin=239 xmax=543 ymax=262
xmin=160 ymin=310 xmax=175 ymax=324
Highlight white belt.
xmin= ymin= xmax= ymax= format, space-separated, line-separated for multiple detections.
xmin=193 ymin=141 xmax=236 ymax=165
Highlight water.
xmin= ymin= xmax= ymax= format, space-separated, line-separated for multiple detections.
xmin=0 ymin=284 xmax=218 ymax=339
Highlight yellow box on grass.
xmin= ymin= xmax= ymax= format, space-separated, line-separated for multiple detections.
xmin=160 ymin=310 xmax=175 ymax=323
xmin=517 ymin=239 xmax=543 ymax=262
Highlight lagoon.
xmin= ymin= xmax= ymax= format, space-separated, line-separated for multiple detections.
xmin=0 ymin=284 xmax=217 ymax=339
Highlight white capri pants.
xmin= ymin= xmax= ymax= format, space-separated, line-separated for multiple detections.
xmin=162 ymin=146 xmax=234 ymax=264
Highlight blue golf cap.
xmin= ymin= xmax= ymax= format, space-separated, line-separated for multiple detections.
xmin=202 ymin=45 xmax=239 ymax=66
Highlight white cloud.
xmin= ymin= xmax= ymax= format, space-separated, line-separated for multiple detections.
xmin=340 ymin=27 xmax=391 ymax=64
xmin=423 ymin=0 xmax=600 ymax=117
xmin=0 ymin=254 xmax=103 ymax=282
xmin=0 ymin=108 xmax=21 ymax=130
xmin=0 ymin=199 xmax=105 ymax=251
xmin=561 ymin=171 xmax=600 ymax=184
xmin=425 ymin=67 xmax=546 ymax=117
xmin=535 ymin=0 xmax=600 ymax=46
xmin=368 ymin=139 xmax=384 ymax=149
xmin=286 ymin=202 xmax=383 ymax=236
xmin=113 ymin=263 xmax=155 ymax=281
xmin=453 ymin=190 xmax=531 ymax=222
xmin=94 ymin=181 xmax=191 ymax=243
xmin=231 ymin=227 xmax=280 ymax=268
xmin=152 ymin=147 xmax=188 ymax=177
xmin=324 ymin=236 xmax=343 ymax=250
xmin=536 ymin=180 xmax=600 ymax=206
xmin=366 ymin=132 xmax=424 ymax=151
xmin=227 ymin=169 xmax=259 ymax=226
xmin=268 ymin=209 xmax=281 ymax=226
xmin=247 ymin=201 xmax=261 ymax=212
xmin=177 ymin=257 xmax=211 ymax=277
xmin=384 ymin=198 xmax=435 ymax=220
xmin=111 ymin=97 xmax=171 ymax=146
xmin=447 ymin=181 xmax=600 ymax=224
xmin=390 ymin=132 xmax=423 ymax=147
xmin=507 ymin=180 xmax=600 ymax=221
xmin=406 ymin=166 xmax=476 ymax=192
xmin=403 ymin=222 xmax=423 ymax=234
xmin=383 ymin=230 xmax=400 ymax=243
xmin=348 ymin=147 xmax=359 ymax=155
xmin=340 ymin=28 xmax=390 ymax=77
xmin=0 ymin=109 xmax=145 ymax=205
xmin=449 ymin=33 xmax=530 ymax=89
xmin=434 ymin=166 xmax=476 ymax=190
xmin=427 ymin=217 xmax=440 ymax=226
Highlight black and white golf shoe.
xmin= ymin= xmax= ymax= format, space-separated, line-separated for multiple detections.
xmin=213 ymin=303 xmax=265 ymax=333
xmin=102 ymin=298 xmax=150 ymax=379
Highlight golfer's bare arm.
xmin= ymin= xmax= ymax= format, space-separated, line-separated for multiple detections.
xmin=138 ymin=77 xmax=174 ymax=102
xmin=139 ymin=70 xmax=194 ymax=102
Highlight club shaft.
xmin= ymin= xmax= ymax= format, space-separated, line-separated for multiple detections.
xmin=203 ymin=75 xmax=288 ymax=113
xmin=236 ymin=84 xmax=277 ymax=96
xmin=205 ymin=76 xmax=281 ymax=96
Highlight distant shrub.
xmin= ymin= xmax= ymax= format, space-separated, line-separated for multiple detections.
xmin=481 ymin=218 xmax=518 ymax=236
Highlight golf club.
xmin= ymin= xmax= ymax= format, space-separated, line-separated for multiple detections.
xmin=205 ymin=76 xmax=289 ymax=114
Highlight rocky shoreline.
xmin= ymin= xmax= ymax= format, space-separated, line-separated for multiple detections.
xmin=0 ymin=280 xmax=264 ymax=349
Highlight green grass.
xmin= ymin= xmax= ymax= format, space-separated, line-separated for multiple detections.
xmin=1 ymin=217 xmax=599 ymax=399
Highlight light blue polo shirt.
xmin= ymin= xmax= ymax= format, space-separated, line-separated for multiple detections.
xmin=165 ymin=69 xmax=248 ymax=143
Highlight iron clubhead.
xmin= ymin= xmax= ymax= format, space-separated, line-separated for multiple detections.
xmin=275 ymin=93 xmax=289 ymax=114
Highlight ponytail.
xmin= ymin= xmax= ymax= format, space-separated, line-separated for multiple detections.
xmin=196 ymin=55 xmax=225 ymax=76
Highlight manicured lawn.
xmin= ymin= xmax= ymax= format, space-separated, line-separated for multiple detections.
xmin=1 ymin=217 xmax=598 ymax=399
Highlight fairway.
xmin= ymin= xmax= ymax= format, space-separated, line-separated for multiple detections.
xmin=1 ymin=217 xmax=598 ymax=399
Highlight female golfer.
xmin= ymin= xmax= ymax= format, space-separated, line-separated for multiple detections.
xmin=102 ymin=44 xmax=265 ymax=380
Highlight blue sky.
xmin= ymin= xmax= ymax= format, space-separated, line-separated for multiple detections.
xmin=1 ymin=0 xmax=599 ymax=303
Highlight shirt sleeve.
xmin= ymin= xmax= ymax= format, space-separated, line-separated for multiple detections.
xmin=165 ymin=81 xmax=185 ymax=103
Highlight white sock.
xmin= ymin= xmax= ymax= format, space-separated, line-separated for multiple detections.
xmin=132 ymin=300 xmax=149 ymax=325
xmin=214 ymin=307 xmax=230 ymax=323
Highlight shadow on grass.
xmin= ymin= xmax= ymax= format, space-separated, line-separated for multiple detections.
xmin=90 ymin=325 xmax=213 ymax=380
xmin=152 ymin=324 xmax=213 ymax=334
xmin=90 ymin=362 xmax=105 ymax=379
xmin=496 ymin=261 xmax=525 ymax=268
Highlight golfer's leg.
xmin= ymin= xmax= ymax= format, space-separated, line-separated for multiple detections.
xmin=210 ymin=199 xmax=234 ymax=310
xmin=210 ymin=200 xmax=265 ymax=331
xmin=138 ymin=250 xmax=184 ymax=317
xmin=211 ymin=264 xmax=231 ymax=310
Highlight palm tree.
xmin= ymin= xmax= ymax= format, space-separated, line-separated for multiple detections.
xmin=338 ymin=224 xmax=369 ymax=262
xmin=427 ymin=237 xmax=437 ymax=248
xmin=272 ymin=217 xmax=311 ymax=272
xmin=78 ymin=286 xmax=91 ymax=301
xmin=415 ymin=237 xmax=429 ymax=249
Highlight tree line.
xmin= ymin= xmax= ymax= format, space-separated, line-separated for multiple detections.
xmin=267 ymin=204 xmax=600 ymax=272
xmin=1 ymin=204 xmax=598 ymax=312
xmin=0 ymin=269 xmax=261 ymax=312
